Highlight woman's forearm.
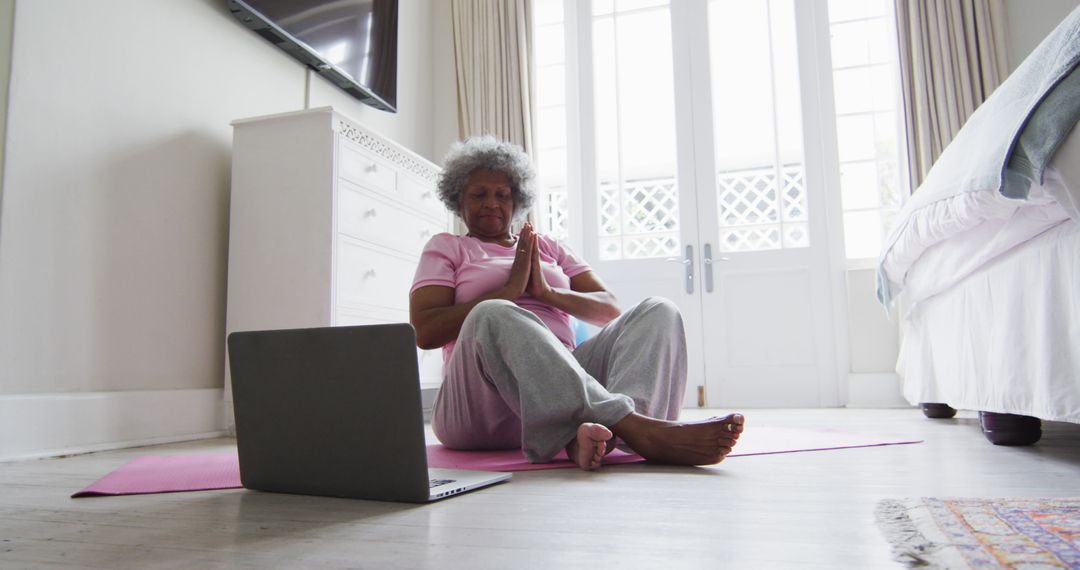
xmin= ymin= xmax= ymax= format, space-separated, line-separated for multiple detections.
xmin=535 ymin=287 xmax=621 ymax=327
xmin=411 ymin=285 xmax=520 ymax=349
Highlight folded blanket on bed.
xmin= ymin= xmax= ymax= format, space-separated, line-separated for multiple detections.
xmin=1006 ymin=65 xmax=1080 ymax=195
xmin=877 ymin=5 xmax=1080 ymax=308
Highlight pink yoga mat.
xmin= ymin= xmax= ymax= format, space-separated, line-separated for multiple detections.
xmin=427 ymin=446 xmax=645 ymax=471
xmin=72 ymin=452 xmax=241 ymax=497
xmin=72 ymin=427 xmax=921 ymax=496
xmin=426 ymin=426 xmax=922 ymax=471
xmin=730 ymin=426 xmax=921 ymax=457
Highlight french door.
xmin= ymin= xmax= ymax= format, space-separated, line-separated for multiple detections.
xmin=565 ymin=0 xmax=844 ymax=407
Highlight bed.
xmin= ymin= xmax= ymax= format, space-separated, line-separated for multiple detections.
xmin=876 ymin=7 xmax=1080 ymax=445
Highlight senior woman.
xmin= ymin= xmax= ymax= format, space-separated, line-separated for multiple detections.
xmin=409 ymin=136 xmax=744 ymax=471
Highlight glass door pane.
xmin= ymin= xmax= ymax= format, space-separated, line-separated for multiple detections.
xmin=593 ymin=0 xmax=681 ymax=260
xmin=826 ymin=0 xmax=905 ymax=259
xmin=533 ymin=0 xmax=570 ymax=241
xmin=707 ymin=0 xmax=808 ymax=252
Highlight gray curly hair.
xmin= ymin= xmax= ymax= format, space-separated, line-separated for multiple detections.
xmin=437 ymin=135 xmax=536 ymax=221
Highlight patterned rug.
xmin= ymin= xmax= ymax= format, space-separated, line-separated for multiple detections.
xmin=876 ymin=498 xmax=1080 ymax=568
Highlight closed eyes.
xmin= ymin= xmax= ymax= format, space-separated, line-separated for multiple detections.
xmin=468 ymin=191 xmax=512 ymax=201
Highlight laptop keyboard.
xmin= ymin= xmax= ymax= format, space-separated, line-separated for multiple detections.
xmin=429 ymin=478 xmax=456 ymax=488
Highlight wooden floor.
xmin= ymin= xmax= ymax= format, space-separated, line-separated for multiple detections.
xmin=2 ymin=408 xmax=1079 ymax=569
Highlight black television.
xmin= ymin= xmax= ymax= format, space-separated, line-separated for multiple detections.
xmin=228 ymin=0 xmax=398 ymax=113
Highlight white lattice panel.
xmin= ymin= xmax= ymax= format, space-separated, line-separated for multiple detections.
xmin=540 ymin=188 xmax=569 ymax=242
xmin=783 ymin=222 xmax=809 ymax=248
xmin=716 ymin=164 xmax=808 ymax=252
xmin=625 ymin=234 xmax=678 ymax=258
xmin=718 ymin=172 xmax=778 ymax=226
xmin=599 ymin=183 xmax=620 ymax=236
xmin=781 ymin=168 xmax=807 ymax=221
xmin=597 ymin=178 xmax=681 ymax=260
xmin=591 ymin=167 xmax=806 ymax=257
xmin=599 ymin=237 xmax=622 ymax=260
xmin=719 ymin=226 xmax=782 ymax=252
xmin=623 ymin=181 xmax=679 ymax=234
xmin=598 ymin=234 xmax=679 ymax=261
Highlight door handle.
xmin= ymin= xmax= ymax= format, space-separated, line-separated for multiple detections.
xmin=702 ymin=243 xmax=729 ymax=293
xmin=665 ymin=245 xmax=695 ymax=294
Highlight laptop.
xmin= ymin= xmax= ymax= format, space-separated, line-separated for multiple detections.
xmin=227 ymin=323 xmax=511 ymax=503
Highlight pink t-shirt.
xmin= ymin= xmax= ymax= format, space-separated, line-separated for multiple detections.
xmin=410 ymin=233 xmax=593 ymax=363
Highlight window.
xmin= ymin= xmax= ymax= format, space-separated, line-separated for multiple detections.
xmin=708 ymin=0 xmax=809 ymax=253
xmin=593 ymin=0 xmax=681 ymax=260
xmin=531 ymin=0 xmax=907 ymax=261
xmin=533 ymin=0 xmax=570 ymax=242
xmin=827 ymin=0 xmax=905 ymax=259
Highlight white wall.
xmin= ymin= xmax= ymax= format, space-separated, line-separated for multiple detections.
xmin=1003 ymin=0 xmax=1080 ymax=71
xmin=0 ymin=0 xmax=456 ymax=460
xmin=844 ymin=268 xmax=906 ymax=408
xmin=0 ymin=0 xmax=10 ymax=213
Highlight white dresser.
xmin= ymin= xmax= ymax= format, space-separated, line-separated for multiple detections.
xmin=225 ymin=108 xmax=450 ymax=407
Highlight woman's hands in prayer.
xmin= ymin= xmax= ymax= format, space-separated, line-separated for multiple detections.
xmin=507 ymin=221 xmax=557 ymax=302
xmin=514 ymin=222 xmax=620 ymax=327
xmin=506 ymin=222 xmax=537 ymax=299
xmin=508 ymin=222 xmax=554 ymax=303
xmin=524 ymin=224 xmax=554 ymax=302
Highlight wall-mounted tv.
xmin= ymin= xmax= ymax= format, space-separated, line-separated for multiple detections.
xmin=228 ymin=0 xmax=398 ymax=113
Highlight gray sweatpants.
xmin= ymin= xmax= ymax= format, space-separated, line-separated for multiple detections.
xmin=431 ymin=296 xmax=687 ymax=463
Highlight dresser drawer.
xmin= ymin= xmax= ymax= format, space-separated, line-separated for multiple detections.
xmin=335 ymin=238 xmax=416 ymax=311
xmin=338 ymin=183 xmax=443 ymax=256
xmin=399 ymin=174 xmax=448 ymax=219
xmin=338 ymin=140 xmax=397 ymax=196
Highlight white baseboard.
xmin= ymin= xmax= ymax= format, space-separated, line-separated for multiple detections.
xmin=846 ymin=372 xmax=912 ymax=408
xmin=0 ymin=388 xmax=226 ymax=462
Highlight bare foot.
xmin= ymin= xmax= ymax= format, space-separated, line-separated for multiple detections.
xmin=611 ymin=413 xmax=744 ymax=465
xmin=565 ymin=422 xmax=614 ymax=471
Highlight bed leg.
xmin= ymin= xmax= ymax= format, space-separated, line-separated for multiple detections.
xmin=919 ymin=403 xmax=957 ymax=419
xmin=978 ymin=412 xmax=1042 ymax=446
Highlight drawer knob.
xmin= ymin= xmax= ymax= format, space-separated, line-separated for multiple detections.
xmin=363 ymin=269 xmax=377 ymax=279
xmin=365 ymin=163 xmax=378 ymax=173
xmin=363 ymin=208 xmax=377 ymax=218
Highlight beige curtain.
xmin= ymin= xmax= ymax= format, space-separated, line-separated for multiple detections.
xmin=450 ymin=0 xmax=536 ymax=156
xmin=895 ymin=0 xmax=1008 ymax=190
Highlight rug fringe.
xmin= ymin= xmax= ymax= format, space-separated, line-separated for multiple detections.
xmin=875 ymin=499 xmax=946 ymax=568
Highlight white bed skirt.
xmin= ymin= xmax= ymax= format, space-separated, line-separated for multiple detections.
xmin=898 ymin=220 xmax=1080 ymax=423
